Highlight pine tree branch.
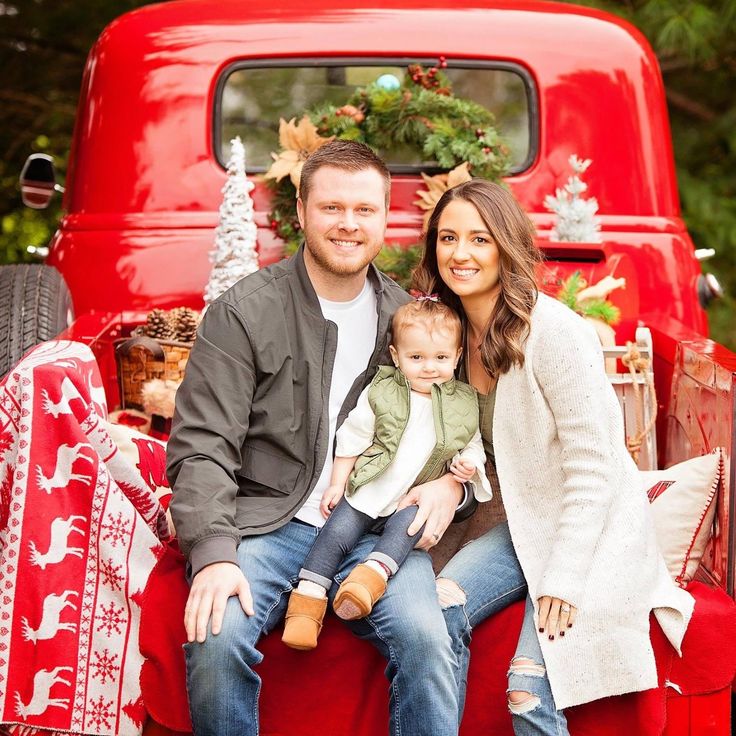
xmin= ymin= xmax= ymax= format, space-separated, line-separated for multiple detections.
xmin=665 ymin=88 xmax=717 ymax=121
xmin=1 ymin=33 xmax=86 ymax=58
xmin=0 ymin=91 xmax=76 ymax=113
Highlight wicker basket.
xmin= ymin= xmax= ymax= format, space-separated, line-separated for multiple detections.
xmin=115 ymin=331 xmax=193 ymax=411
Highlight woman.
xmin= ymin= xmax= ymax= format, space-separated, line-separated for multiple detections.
xmin=412 ymin=180 xmax=694 ymax=735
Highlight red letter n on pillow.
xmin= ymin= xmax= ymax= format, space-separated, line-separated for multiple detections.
xmin=647 ymin=480 xmax=675 ymax=502
xmin=131 ymin=436 xmax=169 ymax=492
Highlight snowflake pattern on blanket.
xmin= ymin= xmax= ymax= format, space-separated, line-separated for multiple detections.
xmin=0 ymin=341 xmax=170 ymax=735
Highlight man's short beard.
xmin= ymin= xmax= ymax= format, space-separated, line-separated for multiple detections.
xmin=306 ymin=245 xmax=373 ymax=275
xmin=302 ymin=226 xmax=381 ymax=277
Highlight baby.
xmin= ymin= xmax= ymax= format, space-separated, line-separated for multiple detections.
xmin=282 ymin=296 xmax=492 ymax=650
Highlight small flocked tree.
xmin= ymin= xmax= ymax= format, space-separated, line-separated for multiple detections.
xmin=544 ymin=155 xmax=602 ymax=243
xmin=204 ymin=137 xmax=259 ymax=305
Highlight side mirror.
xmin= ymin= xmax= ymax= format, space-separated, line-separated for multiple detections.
xmin=20 ymin=153 xmax=63 ymax=209
xmin=697 ymin=273 xmax=723 ymax=308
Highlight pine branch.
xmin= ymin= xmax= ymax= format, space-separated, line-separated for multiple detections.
xmin=557 ymin=272 xmax=584 ymax=309
xmin=665 ymin=88 xmax=717 ymax=121
xmin=580 ymin=299 xmax=621 ymax=325
xmin=374 ymin=243 xmax=422 ymax=288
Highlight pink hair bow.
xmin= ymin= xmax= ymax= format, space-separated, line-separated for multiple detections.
xmin=408 ymin=289 xmax=440 ymax=303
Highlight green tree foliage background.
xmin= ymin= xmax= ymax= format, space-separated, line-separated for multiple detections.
xmin=572 ymin=0 xmax=736 ymax=347
xmin=1 ymin=0 xmax=734 ymax=347
xmin=0 ymin=0 xmax=146 ymax=262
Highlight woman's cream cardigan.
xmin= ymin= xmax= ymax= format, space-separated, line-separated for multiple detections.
xmin=493 ymin=293 xmax=694 ymax=709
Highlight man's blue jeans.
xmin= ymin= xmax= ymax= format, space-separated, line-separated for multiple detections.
xmin=184 ymin=519 xmax=458 ymax=736
xmin=439 ymin=522 xmax=570 ymax=736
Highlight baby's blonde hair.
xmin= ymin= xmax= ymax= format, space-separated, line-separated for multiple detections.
xmin=391 ymin=299 xmax=462 ymax=349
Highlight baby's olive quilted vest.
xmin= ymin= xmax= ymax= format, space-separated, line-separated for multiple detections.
xmin=346 ymin=366 xmax=479 ymax=495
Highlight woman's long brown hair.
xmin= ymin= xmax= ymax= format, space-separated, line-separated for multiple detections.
xmin=412 ymin=180 xmax=541 ymax=377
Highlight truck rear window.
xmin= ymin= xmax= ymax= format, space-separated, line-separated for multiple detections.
xmin=217 ymin=61 xmax=534 ymax=174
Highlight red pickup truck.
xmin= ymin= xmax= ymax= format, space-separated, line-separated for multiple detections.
xmin=4 ymin=1 xmax=736 ymax=734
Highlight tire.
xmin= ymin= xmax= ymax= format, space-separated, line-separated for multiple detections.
xmin=0 ymin=264 xmax=74 ymax=378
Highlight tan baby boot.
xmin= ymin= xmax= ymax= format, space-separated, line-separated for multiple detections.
xmin=282 ymin=591 xmax=328 ymax=651
xmin=333 ymin=563 xmax=387 ymax=620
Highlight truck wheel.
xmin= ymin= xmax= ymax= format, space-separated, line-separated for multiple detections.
xmin=0 ymin=264 xmax=74 ymax=378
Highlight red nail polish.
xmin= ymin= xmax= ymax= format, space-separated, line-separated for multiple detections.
xmin=567 ymin=623 xmax=573 ymax=628
xmin=548 ymin=634 xmax=554 ymax=641
xmin=560 ymin=631 xmax=565 ymax=637
xmin=539 ymin=628 xmax=544 ymax=633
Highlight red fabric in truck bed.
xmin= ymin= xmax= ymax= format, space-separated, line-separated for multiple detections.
xmin=140 ymin=545 xmax=736 ymax=736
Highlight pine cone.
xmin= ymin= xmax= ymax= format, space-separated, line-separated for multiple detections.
xmin=143 ymin=308 xmax=175 ymax=340
xmin=170 ymin=307 xmax=200 ymax=343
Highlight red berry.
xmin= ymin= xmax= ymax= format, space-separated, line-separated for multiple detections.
xmin=483 ymin=147 xmax=491 ymax=154
xmin=270 ymin=220 xmax=278 ymax=229
xmin=476 ymin=128 xmax=484 ymax=138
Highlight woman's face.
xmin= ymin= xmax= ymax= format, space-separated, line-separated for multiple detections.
xmin=435 ymin=198 xmax=500 ymax=301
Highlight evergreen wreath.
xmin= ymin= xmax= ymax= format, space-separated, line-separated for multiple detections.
xmin=264 ymin=61 xmax=511 ymax=283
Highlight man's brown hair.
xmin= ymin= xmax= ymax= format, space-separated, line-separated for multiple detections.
xmin=299 ymin=140 xmax=391 ymax=206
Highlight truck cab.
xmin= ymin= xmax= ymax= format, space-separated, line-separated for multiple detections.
xmin=5 ymin=1 xmax=736 ymax=733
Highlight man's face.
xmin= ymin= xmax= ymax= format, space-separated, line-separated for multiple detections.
xmin=297 ymin=166 xmax=388 ymax=280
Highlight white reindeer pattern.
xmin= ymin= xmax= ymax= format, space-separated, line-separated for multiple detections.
xmin=14 ymin=666 xmax=73 ymax=717
xmin=35 ymin=442 xmax=94 ymax=494
xmin=85 ymin=370 xmax=107 ymax=412
xmin=21 ymin=590 xmax=78 ymax=643
xmin=41 ymin=376 xmax=84 ymax=418
xmin=28 ymin=516 xmax=87 ymax=570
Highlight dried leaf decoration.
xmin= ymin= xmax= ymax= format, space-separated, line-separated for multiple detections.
xmin=413 ymin=162 xmax=472 ymax=229
xmin=264 ymin=116 xmax=335 ymax=189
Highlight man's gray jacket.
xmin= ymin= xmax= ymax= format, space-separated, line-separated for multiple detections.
xmin=167 ymin=247 xmax=411 ymax=576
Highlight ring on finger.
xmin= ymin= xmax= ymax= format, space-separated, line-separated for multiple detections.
xmin=560 ymin=604 xmax=571 ymax=613
xmin=431 ymin=532 xmax=440 ymax=541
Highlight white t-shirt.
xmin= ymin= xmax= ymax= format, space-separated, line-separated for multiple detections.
xmin=295 ymin=279 xmax=377 ymax=527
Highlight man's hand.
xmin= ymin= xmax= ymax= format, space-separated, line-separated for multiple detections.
xmin=185 ymin=562 xmax=254 ymax=643
xmin=397 ymin=473 xmax=463 ymax=550
xmin=449 ymin=457 xmax=476 ymax=483
xmin=320 ymin=483 xmax=345 ymax=518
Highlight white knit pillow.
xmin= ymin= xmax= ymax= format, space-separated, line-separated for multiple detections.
xmin=642 ymin=448 xmax=723 ymax=587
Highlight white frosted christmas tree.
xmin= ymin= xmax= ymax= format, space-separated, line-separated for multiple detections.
xmin=204 ymin=137 xmax=259 ymax=305
xmin=544 ymin=154 xmax=601 ymax=243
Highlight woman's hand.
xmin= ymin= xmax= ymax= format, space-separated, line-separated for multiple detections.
xmin=537 ymin=595 xmax=577 ymax=640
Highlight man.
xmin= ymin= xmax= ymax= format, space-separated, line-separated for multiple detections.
xmin=168 ymin=140 xmax=465 ymax=735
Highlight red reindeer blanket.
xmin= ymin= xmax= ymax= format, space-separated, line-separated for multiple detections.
xmin=0 ymin=341 xmax=170 ymax=736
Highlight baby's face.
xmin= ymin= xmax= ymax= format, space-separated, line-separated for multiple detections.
xmin=389 ymin=324 xmax=461 ymax=394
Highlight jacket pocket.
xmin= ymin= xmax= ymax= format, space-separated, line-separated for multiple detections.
xmin=238 ymin=443 xmax=304 ymax=497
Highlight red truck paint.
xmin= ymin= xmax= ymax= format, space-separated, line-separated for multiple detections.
xmin=24 ymin=0 xmax=736 ymax=732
